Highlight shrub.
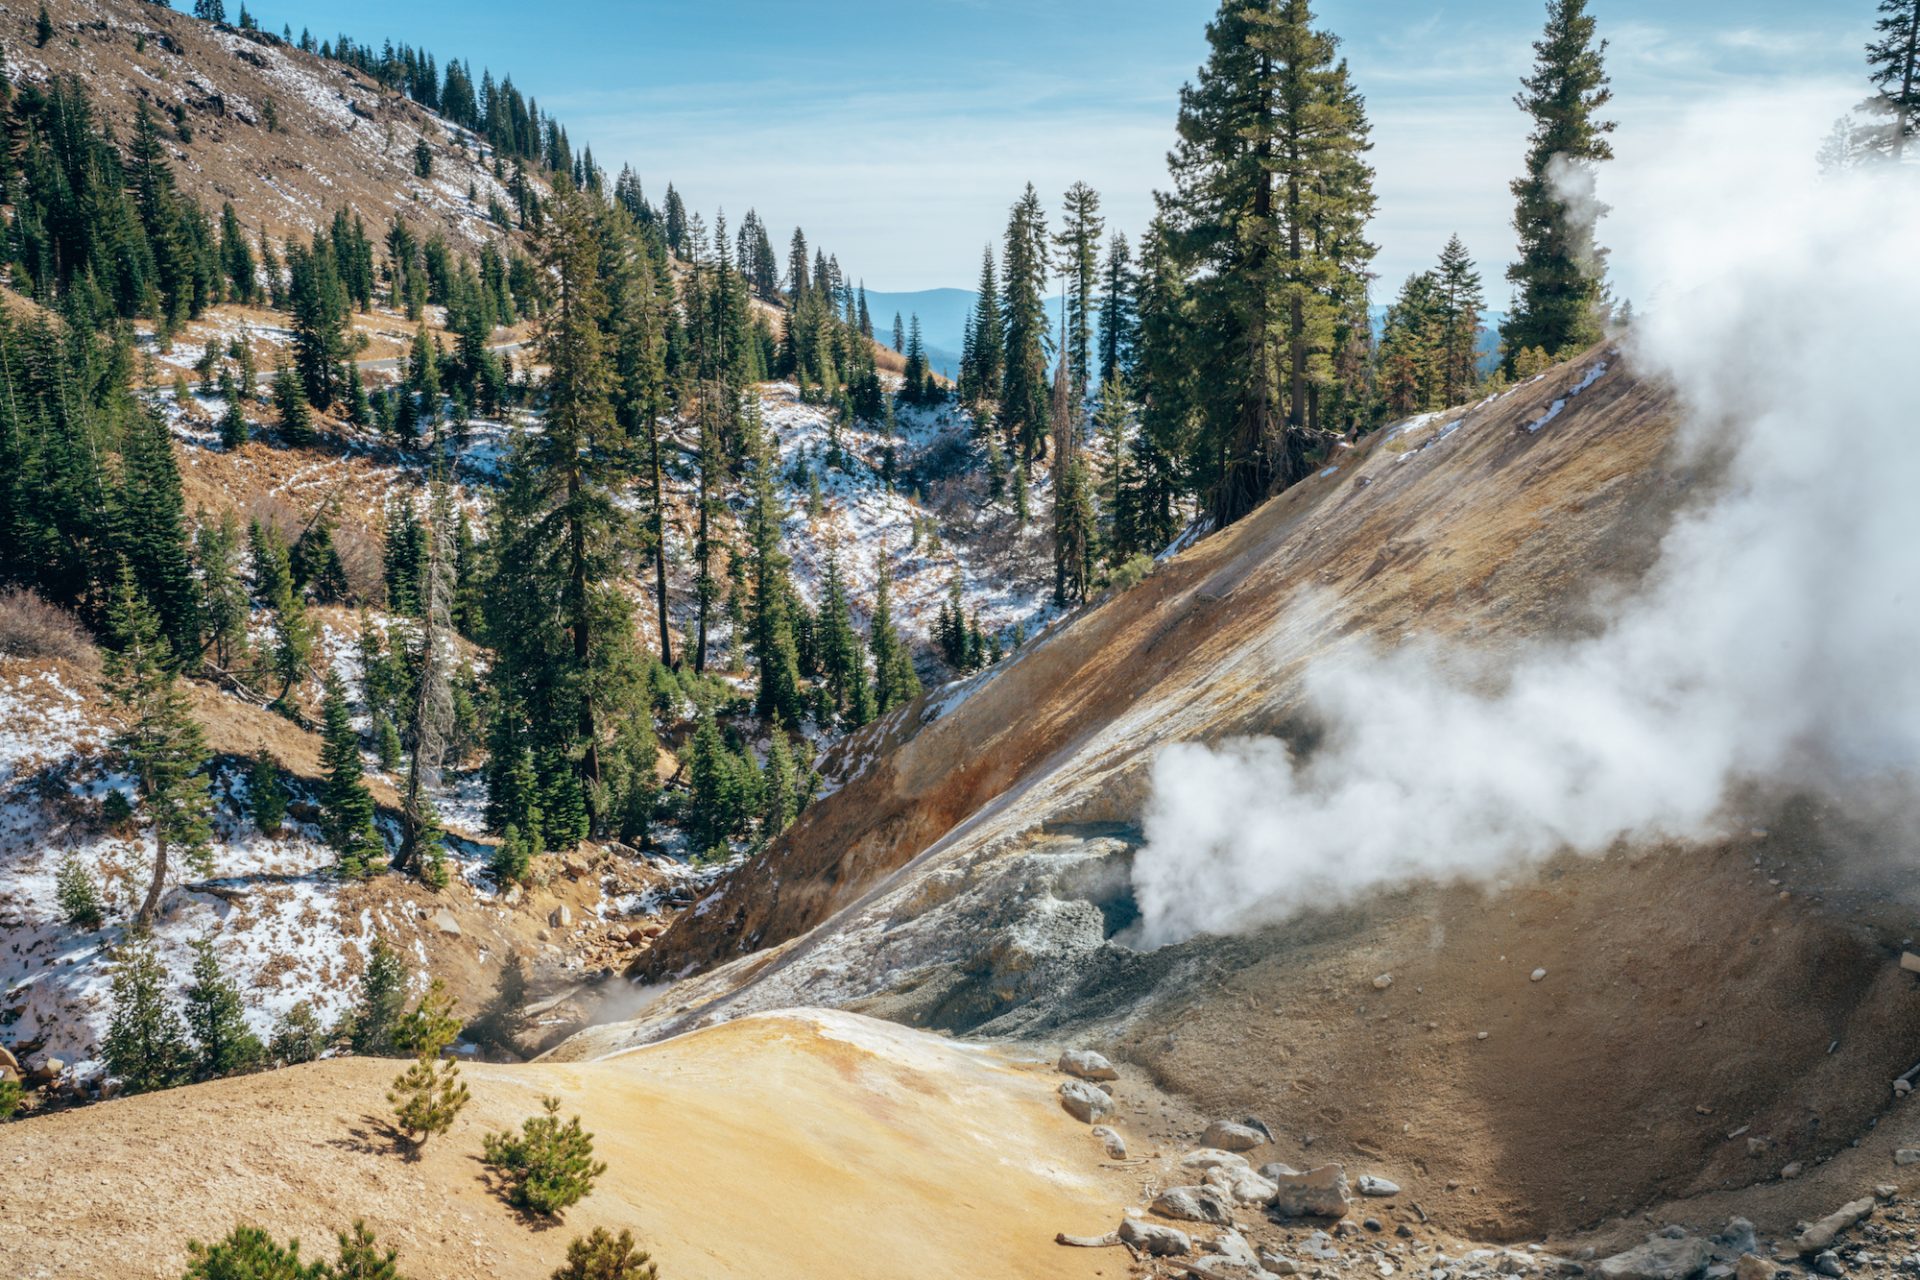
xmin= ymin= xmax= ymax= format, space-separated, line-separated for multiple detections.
xmin=329 ymin=1221 xmax=404 ymax=1280
xmin=551 ymin=1228 xmax=659 ymax=1280
xmin=1106 ymin=552 xmax=1154 ymax=595
xmin=56 ymin=852 xmax=104 ymax=929
xmin=0 ymin=588 xmax=98 ymax=670
xmin=482 ymin=1096 xmax=607 ymax=1217
xmin=387 ymin=1056 xmax=468 ymax=1146
xmin=0 ymin=1078 xmax=21 ymax=1121
xmin=179 ymin=1224 xmax=320 ymax=1279
xmin=269 ymin=1001 xmax=328 ymax=1065
xmin=348 ymin=944 xmax=409 ymax=1056
xmin=390 ymin=979 xmax=461 ymax=1059
xmin=103 ymin=938 xmax=190 ymax=1094
xmin=250 ymin=752 xmax=287 ymax=835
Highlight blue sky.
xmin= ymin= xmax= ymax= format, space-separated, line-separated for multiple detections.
xmin=254 ymin=2 xmax=1870 ymax=302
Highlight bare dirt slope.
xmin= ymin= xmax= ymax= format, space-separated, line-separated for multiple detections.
xmin=0 ymin=1009 xmax=1135 ymax=1279
xmin=559 ymin=351 xmax=1920 ymax=1240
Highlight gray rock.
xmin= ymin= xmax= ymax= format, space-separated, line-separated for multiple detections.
xmin=1184 ymin=1148 xmax=1253 ymax=1172
xmin=1596 ymin=1235 xmax=1714 ymax=1280
xmin=1779 ymin=1162 xmax=1804 ymax=1179
xmin=1121 ymin=1216 xmax=1192 ymax=1257
xmin=1796 ymin=1199 xmax=1875 ymax=1256
xmin=1268 ymin=1163 xmax=1351 ymax=1219
xmin=1204 ymin=1119 xmax=1272 ymax=1152
xmin=550 ymin=904 xmax=573 ymax=929
xmin=1058 ymin=1048 xmax=1118 ymax=1081
xmin=1205 ymin=1163 xmax=1280 ymax=1206
xmin=430 ymin=908 xmax=462 ymax=936
xmin=1259 ymin=1246 xmax=1302 ymax=1275
xmin=1713 ymin=1220 xmax=1757 ymax=1259
xmin=1152 ymin=1185 xmax=1236 ymax=1226
xmin=503 ymin=883 xmax=523 ymax=906
xmin=1874 ymin=1185 xmax=1898 ymax=1200
xmin=1897 ymin=1149 xmax=1920 ymax=1166
xmin=29 ymin=1056 xmax=64 ymax=1082
xmin=1357 ymin=1174 xmax=1401 ymax=1197
xmin=1812 ymin=1252 xmax=1844 ymax=1278
xmin=1058 ymin=1078 xmax=1113 ymax=1124
xmin=1298 ymin=1231 xmax=1342 ymax=1261
xmin=1090 ymin=1125 xmax=1127 ymax=1159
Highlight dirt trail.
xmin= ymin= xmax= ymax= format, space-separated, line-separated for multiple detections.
xmin=0 ymin=1010 xmax=1135 ymax=1279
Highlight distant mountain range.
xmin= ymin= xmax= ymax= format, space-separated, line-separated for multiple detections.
xmin=862 ymin=289 xmax=1506 ymax=380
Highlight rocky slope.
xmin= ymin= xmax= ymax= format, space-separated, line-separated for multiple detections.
xmin=555 ymin=349 xmax=1920 ymax=1242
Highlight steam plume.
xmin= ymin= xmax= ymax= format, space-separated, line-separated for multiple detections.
xmin=1128 ymin=95 xmax=1920 ymax=948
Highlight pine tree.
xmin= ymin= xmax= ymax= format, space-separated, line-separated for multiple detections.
xmin=1054 ymin=182 xmax=1105 ymax=399
xmin=118 ymin=408 xmax=203 ymax=662
xmin=35 ymin=5 xmax=52 ymax=47
xmin=965 ymin=244 xmax=1003 ymax=408
xmin=759 ymin=722 xmax=797 ymax=845
xmin=817 ymin=543 xmax=874 ymax=728
xmin=331 ymin=1221 xmax=406 ymax=1280
xmin=350 ymin=942 xmax=408 ymax=1056
xmin=1503 ymin=0 xmax=1614 ymax=367
xmin=552 ymin=1228 xmax=659 ymax=1280
xmin=892 ymin=311 xmax=905 ymax=352
xmin=179 ymin=1226 xmax=317 ymax=1280
xmin=274 ymin=365 xmax=313 ymax=445
xmin=184 ymin=938 xmax=265 ymax=1079
xmin=481 ymin=1096 xmax=608 ymax=1217
xmin=868 ymin=554 xmax=920 ymax=714
xmin=319 ymin=672 xmax=383 ymax=879
xmin=1163 ymin=0 xmax=1377 ymax=526
xmin=1097 ymin=232 xmax=1138 ymax=386
xmin=103 ymin=938 xmax=190 ymax=1094
xmin=56 ymin=852 xmax=104 ymax=929
xmin=1434 ymin=234 xmax=1485 ymax=405
xmin=219 ymin=374 xmax=250 ymax=449
xmin=105 ymin=569 xmax=213 ymax=928
xmin=474 ymin=950 xmax=529 ymax=1050
xmin=389 ymin=1054 xmax=469 ymax=1146
xmin=268 ymin=1000 xmax=327 ymax=1065
xmin=395 ymin=480 xmax=456 ymax=886
xmin=744 ymin=412 xmax=805 ymax=726
xmin=1868 ymin=0 xmax=1920 ymax=159
xmin=999 ymin=186 xmax=1051 ymax=466
xmin=685 ymin=708 xmax=747 ymax=857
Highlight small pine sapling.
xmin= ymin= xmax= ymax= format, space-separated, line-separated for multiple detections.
xmin=250 ymin=751 xmax=288 ymax=835
xmin=56 ymin=853 xmax=104 ymax=928
xmin=179 ymin=1225 xmax=319 ymax=1280
xmin=387 ymin=1055 xmax=469 ymax=1147
xmin=551 ymin=1227 xmax=659 ymax=1280
xmin=269 ymin=1000 xmax=328 ymax=1065
xmin=482 ymin=1096 xmax=608 ymax=1217
xmin=330 ymin=1220 xmax=405 ymax=1280
xmin=0 ymin=1078 xmax=21 ymax=1121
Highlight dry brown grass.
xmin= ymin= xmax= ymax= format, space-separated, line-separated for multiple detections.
xmin=0 ymin=589 xmax=100 ymax=673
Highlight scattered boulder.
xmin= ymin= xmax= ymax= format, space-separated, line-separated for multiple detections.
xmin=1875 ymin=1185 xmax=1898 ymax=1201
xmin=503 ymin=883 xmax=524 ymax=907
xmin=1812 ymin=1253 xmax=1844 ymax=1279
xmin=1121 ymin=1217 xmax=1193 ymax=1257
xmin=1090 ymin=1125 xmax=1127 ymax=1159
xmin=1183 ymin=1149 xmax=1253 ymax=1172
xmin=550 ymin=904 xmax=573 ymax=929
xmin=1734 ymin=1255 xmax=1774 ymax=1280
xmin=1058 ymin=1078 xmax=1113 ymax=1124
xmin=1267 ymin=1164 xmax=1351 ymax=1219
xmin=1152 ymin=1185 xmax=1236 ymax=1227
xmin=1779 ymin=1162 xmax=1804 ymax=1180
xmin=1896 ymin=1149 xmax=1920 ymax=1166
xmin=1713 ymin=1219 xmax=1758 ymax=1258
xmin=429 ymin=908 xmax=461 ymax=936
xmin=1205 ymin=1163 xmax=1280 ymax=1206
xmin=1356 ymin=1174 xmax=1400 ymax=1197
xmin=1204 ymin=1119 xmax=1272 ymax=1152
xmin=1596 ymin=1234 xmax=1714 ymax=1280
xmin=1795 ymin=1199 xmax=1874 ymax=1256
xmin=29 ymin=1056 xmax=65 ymax=1083
xmin=1373 ymin=973 xmax=1394 ymax=990
xmin=1059 ymin=1048 xmax=1118 ymax=1081
xmin=0 ymin=1045 xmax=19 ymax=1082
xmin=1297 ymin=1231 xmax=1342 ymax=1261
xmin=1259 ymin=1246 xmax=1302 ymax=1275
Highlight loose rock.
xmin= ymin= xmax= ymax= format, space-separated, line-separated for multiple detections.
xmin=1152 ymin=1185 xmax=1236 ymax=1226
xmin=1812 ymin=1252 xmax=1844 ymax=1278
xmin=1058 ymin=1048 xmax=1119 ymax=1081
xmin=1356 ymin=1174 xmax=1401 ymax=1197
xmin=1090 ymin=1125 xmax=1127 ymax=1159
xmin=1058 ymin=1078 xmax=1113 ymax=1124
xmin=1796 ymin=1198 xmax=1875 ymax=1256
xmin=1596 ymin=1234 xmax=1714 ymax=1280
xmin=1267 ymin=1163 xmax=1352 ymax=1219
xmin=1204 ymin=1119 xmax=1271 ymax=1152
xmin=430 ymin=908 xmax=462 ymax=936
xmin=1121 ymin=1217 xmax=1193 ymax=1257
xmin=1183 ymin=1149 xmax=1253 ymax=1172
xmin=1779 ymin=1162 xmax=1804 ymax=1179
xmin=1205 ymin=1163 xmax=1280 ymax=1206
xmin=550 ymin=904 xmax=573 ymax=929
xmin=1734 ymin=1254 xmax=1774 ymax=1280
xmin=1896 ymin=1149 xmax=1920 ymax=1166
xmin=1373 ymin=973 xmax=1394 ymax=990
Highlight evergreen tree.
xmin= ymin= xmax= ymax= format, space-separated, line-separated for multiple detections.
xmin=758 ymin=723 xmax=798 ymax=845
xmin=868 ymin=554 xmax=920 ymax=714
xmin=268 ymin=1000 xmax=327 ymax=1065
xmin=319 ymin=672 xmax=384 ymax=879
xmin=395 ymin=481 xmax=456 ymax=887
xmin=118 ymin=408 xmax=203 ymax=662
xmin=1097 ymin=232 xmax=1138 ymax=386
xmin=105 ymin=570 xmax=213 ymax=928
xmin=388 ymin=1054 xmax=469 ymax=1146
xmin=490 ymin=821 xmax=538 ymax=887
xmin=35 ymin=5 xmax=52 ymax=47
xmin=56 ymin=852 xmax=104 ymax=929
xmin=1434 ymin=234 xmax=1485 ymax=405
xmin=685 ymin=708 xmax=749 ymax=857
xmin=196 ymin=512 xmax=249 ymax=669
xmin=1502 ymin=0 xmax=1614 ymax=367
xmin=816 ymin=543 xmax=874 ymax=728
xmin=552 ymin=1228 xmax=659 ymax=1280
xmin=964 ymin=244 xmax=1004 ymax=408
xmin=179 ymin=1226 xmax=318 ymax=1280
xmin=350 ymin=942 xmax=408 ymax=1056
xmin=1868 ymin=0 xmax=1920 ymax=159
xmin=274 ymin=365 xmax=313 ymax=445
xmin=103 ymin=938 xmax=190 ymax=1094
xmin=1054 ymin=182 xmax=1105 ymax=399
xmin=250 ymin=750 xmax=287 ymax=835
xmin=999 ymin=186 xmax=1051 ymax=465
xmin=1162 ymin=0 xmax=1377 ymax=526
xmin=331 ymin=1221 xmax=406 ymax=1280
xmin=891 ymin=311 xmax=905 ymax=352
xmin=481 ymin=1096 xmax=608 ymax=1217
xmin=744 ymin=413 xmax=806 ymax=726
xmin=184 ymin=938 xmax=264 ymax=1079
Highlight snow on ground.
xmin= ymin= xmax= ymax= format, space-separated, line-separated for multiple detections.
xmin=752 ymin=382 xmax=1056 ymax=650
xmin=1524 ymin=360 xmax=1611 ymax=435
xmin=0 ymin=662 xmax=370 ymax=1078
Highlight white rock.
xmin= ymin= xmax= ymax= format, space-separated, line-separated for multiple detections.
xmin=1058 ymin=1048 xmax=1119 ymax=1081
xmin=1356 ymin=1174 xmax=1401 ymax=1197
xmin=1373 ymin=973 xmax=1394 ymax=990
xmin=1530 ymin=968 xmax=1548 ymax=982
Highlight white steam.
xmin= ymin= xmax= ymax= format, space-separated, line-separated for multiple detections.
xmin=1129 ymin=99 xmax=1920 ymax=948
